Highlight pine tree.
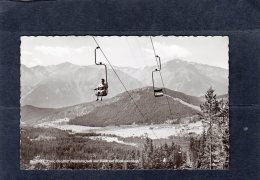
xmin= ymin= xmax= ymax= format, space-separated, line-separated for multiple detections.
xmin=198 ymin=87 xmax=229 ymax=170
xmin=200 ymin=87 xmax=220 ymax=116
xmin=189 ymin=136 xmax=200 ymax=168
xmin=142 ymin=136 xmax=154 ymax=168
xmin=163 ymin=143 xmax=169 ymax=158
xmin=199 ymin=87 xmax=217 ymax=169
xmin=198 ymin=129 xmax=210 ymax=169
xmin=218 ymin=100 xmax=229 ymax=169
xmin=152 ymin=148 xmax=162 ymax=168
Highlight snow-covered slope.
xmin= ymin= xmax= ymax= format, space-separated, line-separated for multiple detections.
xmin=164 ymin=94 xmax=201 ymax=111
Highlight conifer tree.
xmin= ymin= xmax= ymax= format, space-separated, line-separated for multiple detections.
xmin=197 ymin=129 xmax=210 ymax=169
xmin=198 ymin=87 xmax=229 ymax=170
xmin=218 ymin=100 xmax=229 ymax=169
xmin=143 ymin=136 xmax=154 ymax=167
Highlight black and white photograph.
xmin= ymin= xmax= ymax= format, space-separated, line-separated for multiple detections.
xmin=20 ymin=36 xmax=229 ymax=170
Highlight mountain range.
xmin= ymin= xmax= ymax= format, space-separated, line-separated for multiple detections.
xmin=21 ymin=87 xmax=202 ymax=127
xmin=116 ymin=59 xmax=228 ymax=97
xmin=21 ymin=59 xmax=228 ymax=108
xmin=21 ymin=62 xmax=143 ymax=108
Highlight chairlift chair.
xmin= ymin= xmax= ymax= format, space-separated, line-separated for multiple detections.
xmin=94 ymin=47 xmax=108 ymax=97
xmin=152 ymin=55 xmax=164 ymax=97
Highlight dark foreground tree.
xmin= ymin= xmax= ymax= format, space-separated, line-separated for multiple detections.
xmin=196 ymin=87 xmax=229 ymax=170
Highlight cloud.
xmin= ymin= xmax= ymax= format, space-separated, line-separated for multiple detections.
xmin=28 ymin=45 xmax=94 ymax=66
xmin=145 ymin=42 xmax=190 ymax=61
xmin=34 ymin=45 xmax=91 ymax=59
xmin=22 ymin=58 xmax=42 ymax=67
xmin=21 ymin=36 xmax=228 ymax=69
xmin=21 ymin=51 xmax=33 ymax=56
xmin=35 ymin=46 xmax=71 ymax=58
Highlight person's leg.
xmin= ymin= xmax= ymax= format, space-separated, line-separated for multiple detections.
xmin=101 ymin=96 xmax=103 ymax=101
xmin=96 ymin=96 xmax=99 ymax=101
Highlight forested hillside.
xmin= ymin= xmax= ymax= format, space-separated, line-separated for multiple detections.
xmin=70 ymin=87 xmax=201 ymax=126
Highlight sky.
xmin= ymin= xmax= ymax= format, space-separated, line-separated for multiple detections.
xmin=21 ymin=36 xmax=229 ymax=69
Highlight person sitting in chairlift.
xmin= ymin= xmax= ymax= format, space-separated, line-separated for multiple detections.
xmin=101 ymin=78 xmax=108 ymax=90
xmin=94 ymin=78 xmax=108 ymax=101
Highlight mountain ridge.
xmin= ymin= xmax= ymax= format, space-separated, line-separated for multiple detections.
xmin=117 ymin=59 xmax=228 ymax=96
xmin=21 ymin=59 xmax=228 ymax=108
xmin=21 ymin=64 xmax=144 ymax=108
xmin=21 ymin=87 xmax=203 ymax=127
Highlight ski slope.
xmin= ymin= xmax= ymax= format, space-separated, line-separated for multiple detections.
xmin=164 ymin=94 xmax=201 ymax=111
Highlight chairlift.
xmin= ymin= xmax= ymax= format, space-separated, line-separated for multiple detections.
xmin=94 ymin=47 xmax=108 ymax=98
xmin=152 ymin=55 xmax=164 ymax=97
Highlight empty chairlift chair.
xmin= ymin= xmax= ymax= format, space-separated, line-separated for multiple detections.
xmin=152 ymin=55 xmax=164 ymax=97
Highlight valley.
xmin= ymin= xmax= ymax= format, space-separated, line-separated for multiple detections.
xmin=21 ymin=117 xmax=203 ymax=169
xmin=35 ymin=117 xmax=204 ymax=140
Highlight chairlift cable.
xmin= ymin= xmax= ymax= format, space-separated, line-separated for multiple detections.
xmin=92 ymin=36 xmax=149 ymax=123
xmin=150 ymin=36 xmax=173 ymax=119
xmin=150 ymin=37 xmax=160 ymax=69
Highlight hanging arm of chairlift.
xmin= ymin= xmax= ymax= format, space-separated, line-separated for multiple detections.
xmin=95 ymin=46 xmax=108 ymax=84
xmin=155 ymin=55 xmax=161 ymax=71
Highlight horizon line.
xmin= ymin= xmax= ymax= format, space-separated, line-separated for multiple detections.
xmin=21 ymin=59 xmax=228 ymax=70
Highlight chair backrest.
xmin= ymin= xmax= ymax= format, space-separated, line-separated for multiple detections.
xmin=103 ymin=90 xmax=108 ymax=96
xmin=154 ymin=88 xmax=164 ymax=97
xmin=154 ymin=89 xmax=163 ymax=93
